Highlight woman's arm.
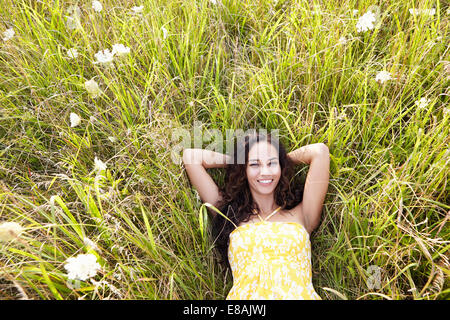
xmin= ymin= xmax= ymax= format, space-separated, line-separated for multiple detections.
xmin=287 ymin=143 xmax=327 ymax=165
xmin=287 ymin=143 xmax=330 ymax=233
xmin=183 ymin=148 xmax=231 ymax=168
xmin=182 ymin=149 xmax=230 ymax=216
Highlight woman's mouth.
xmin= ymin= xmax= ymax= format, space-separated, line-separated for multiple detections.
xmin=257 ymin=179 xmax=273 ymax=185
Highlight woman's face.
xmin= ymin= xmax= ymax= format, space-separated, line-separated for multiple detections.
xmin=246 ymin=141 xmax=281 ymax=196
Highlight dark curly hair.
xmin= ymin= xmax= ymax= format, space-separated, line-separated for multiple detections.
xmin=210 ymin=132 xmax=304 ymax=272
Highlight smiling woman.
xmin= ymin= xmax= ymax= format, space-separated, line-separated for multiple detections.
xmin=182 ymin=132 xmax=330 ymax=299
xmin=246 ymin=142 xmax=282 ymax=200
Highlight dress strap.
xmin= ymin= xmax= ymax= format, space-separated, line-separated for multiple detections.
xmin=253 ymin=208 xmax=265 ymax=222
xmin=264 ymin=206 xmax=282 ymax=221
xmin=253 ymin=206 xmax=282 ymax=222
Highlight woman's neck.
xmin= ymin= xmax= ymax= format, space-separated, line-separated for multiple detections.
xmin=251 ymin=192 xmax=278 ymax=216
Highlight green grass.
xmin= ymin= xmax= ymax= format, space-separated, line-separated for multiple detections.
xmin=0 ymin=0 xmax=449 ymax=299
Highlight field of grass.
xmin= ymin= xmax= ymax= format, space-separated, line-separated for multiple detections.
xmin=0 ymin=0 xmax=449 ymax=299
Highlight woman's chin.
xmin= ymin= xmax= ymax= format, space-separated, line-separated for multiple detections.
xmin=253 ymin=186 xmax=276 ymax=195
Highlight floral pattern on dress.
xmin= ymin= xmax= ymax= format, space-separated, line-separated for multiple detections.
xmin=226 ymin=221 xmax=321 ymax=300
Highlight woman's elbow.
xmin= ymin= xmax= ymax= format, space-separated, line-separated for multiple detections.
xmin=313 ymin=143 xmax=329 ymax=158
xmin=318 ymin=143 xmax=329 ymax=154
xmin=182 ymin=148 xmax=202 ymax=165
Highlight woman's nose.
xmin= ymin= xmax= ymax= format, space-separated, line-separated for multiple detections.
xmin=260 ymin=164 xmax=271 ymax=174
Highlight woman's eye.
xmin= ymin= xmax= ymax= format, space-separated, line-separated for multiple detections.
xmin=250 ymin=162 xmax=277 ymax=167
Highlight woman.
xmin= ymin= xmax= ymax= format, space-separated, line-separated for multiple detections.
xmin=182 ymin=132 xmax=330 ymax=299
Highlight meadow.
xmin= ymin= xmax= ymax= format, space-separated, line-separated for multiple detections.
xmin=0 ymin=0 xmax=448 ymax=299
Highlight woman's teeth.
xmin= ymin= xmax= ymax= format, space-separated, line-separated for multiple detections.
xmin=258 ymin=179 xmax=273 ymax=184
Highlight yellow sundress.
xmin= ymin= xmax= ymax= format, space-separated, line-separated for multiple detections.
xmin=226 ymin=206 xmax=321 ymax=300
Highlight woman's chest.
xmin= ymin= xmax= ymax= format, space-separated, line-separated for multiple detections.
xmin=229 ymin=222 xmax=310 ymax=255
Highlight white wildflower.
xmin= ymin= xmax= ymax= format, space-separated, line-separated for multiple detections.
xmin=338 ymin=36 xmax=348 ymax=45
xmin=113 ymin=272 xmax=122 ymax=280
xmin=375 ymin=71 xmax=392 ymax=84
xmin=311 ymin=5 xmax=322 ymax=16
xmin=70 ymin=112 xmax=81 ymax=127
xmin=66 ymin=16 xmax=80 ymax=30
xmin=2 ymin=28 xmax=14 ymax=41
xmin=415 ymin=97 xmax=431 ymax=109
xmin=64 ymin=253 xmax=101 ymax=281
xmin=94 ymin=49 xmax=114 ymax=66
xmin=356 ymin=11 xmax=376 ymax=32
xmin=111 ymin=43 xmax=130 ymax=57
xmin=444 ymin=107 xmax=449 ymax=117
xmin=84 ymin=79 xmax=101 ymax=98
xmin=92 ymin=1 xmax=103 ymax=12
xmin=409 ymin=8 xmax=436 ymax=16
xmin=334 ymin=107 xmax=347 ymax=120
xmin=94 ymin=156 xmax=107 ymax=172
xmin=49 ymin=195 xmax=57 ymax=206
xmin=131 ymin=5 xmax=144 ymax=14
xmin=0 ymin=222 xmax=24 ymax=242
xmin=338 ymin=110 xmax=347 ymax=120
xmin=67 ymin=48 xmax=79 ymax=59
xmin=161 ymin=27 xmax=168 ymax=39
xmin=210 ymin=0 xmax=217 ymax=4
xmin=108 ymin=136 xmax=117 ymax=143
xmin=352 ymin=9 xmax=359 ymax=15
xmin=66 ymin=5 xmax=81 ymax=30
xmin=67 ymin=4 xmax=81 ymax=17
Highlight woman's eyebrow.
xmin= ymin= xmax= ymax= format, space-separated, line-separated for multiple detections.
xmin=249 ymin=157 xmax=278 ymax=162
